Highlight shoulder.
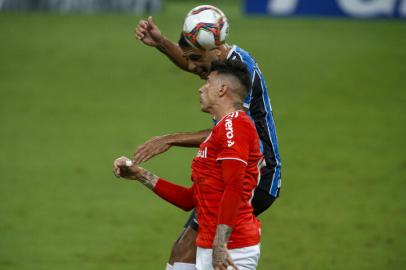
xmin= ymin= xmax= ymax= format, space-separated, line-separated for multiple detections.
xmin=216 ymin=111 xmax=255 ymax=136
xmin=228 ymin=46 xmax=257 ymax=65
xmin=228 ymin=45 xmax=258 ymax=77
xmin=214 ymin=112 xmax=257 ymax=152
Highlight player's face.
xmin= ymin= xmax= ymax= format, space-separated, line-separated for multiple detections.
xmin=198 ymin=72 xmax=221 ymax=113
xmin=182 ymin=47 xmax=220 ymax=80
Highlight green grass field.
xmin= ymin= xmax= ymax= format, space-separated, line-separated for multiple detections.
xmin=1 ymin=1 xmax=406 ymax=269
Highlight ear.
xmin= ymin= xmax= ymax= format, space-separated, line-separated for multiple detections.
xmin=218 ymin=84 xmax=228 ymax=97
xmin=212 ymin=48 xmax=222 ymax=57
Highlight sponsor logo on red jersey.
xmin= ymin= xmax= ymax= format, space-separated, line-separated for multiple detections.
xmin=225 ymin=118 xmax=235 ymax=147
xmin=196 ymin=147 xmax=208 ymax=158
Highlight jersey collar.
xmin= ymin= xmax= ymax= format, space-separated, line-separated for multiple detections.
xmin=215 ymin=110 xmax=245 ymax=126
xmin=226 ymin=45 xmax=237 ymax=60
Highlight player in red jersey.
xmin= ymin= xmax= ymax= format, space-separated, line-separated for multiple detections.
xmin=114 ymin=60 xmax=263 ymax=270
xmin=134 ymin=8 xmax=282 ymax=270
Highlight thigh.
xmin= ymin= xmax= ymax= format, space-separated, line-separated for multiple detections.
xmin=195 ymin=247 xmax=213 ymax=270
xmin=168 ymin=211 xmax=198 ymax=264
xmin=229 ymin=245 xmax=260 ymax=270
xmin=196 ymin=245 xmax=260 ymax=270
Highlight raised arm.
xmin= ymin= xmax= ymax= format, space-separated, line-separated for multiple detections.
xmin=133 ymin=129 xmax=211 ymax=164
xmin=113 ymin=156 xmax=195 ymax=211
xmin=134 ymin=16 xmax=191 ymax=72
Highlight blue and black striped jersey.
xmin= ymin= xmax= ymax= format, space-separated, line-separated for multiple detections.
xmin=227 ymin=45 xmax=282 ymax=197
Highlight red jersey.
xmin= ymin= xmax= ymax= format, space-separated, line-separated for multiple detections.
xmin=191 ymin=110 xmax=263 ymax=249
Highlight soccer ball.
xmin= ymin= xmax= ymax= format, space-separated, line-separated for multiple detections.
xmin=182 ymin=5 xmax=229 ymax=50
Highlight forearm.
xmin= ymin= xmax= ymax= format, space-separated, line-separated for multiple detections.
xmin=115 ymin=157 xmax=194 ymax=210
xmin=165 ymin=129 xmax=211 ymax=148
xmin=213 ymin=224 xmax=233 ymax=248
xmin=155 ymin=36 xmax=189 ymax=72
xmin=217 ymin=160 xmax=246 ymax=227
xmin=153 ymin=178 xmax=195 ymax=211
xmin=127 ymin=166 xmax=194 ymax=211
xmin=212 ymin=224 xmax=237 ymax=269
xmin=129 ymin=167 xmax=159 ymax=190
xmin=218 ymin=188 xmax=243 ymax=227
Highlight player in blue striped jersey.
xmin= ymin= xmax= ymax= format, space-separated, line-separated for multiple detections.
xmin=134 ymin=9 xmax=282 ymax=270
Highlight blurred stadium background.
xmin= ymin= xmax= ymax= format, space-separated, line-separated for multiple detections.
xmin=0 ymin=0 xmax=405 ymax=269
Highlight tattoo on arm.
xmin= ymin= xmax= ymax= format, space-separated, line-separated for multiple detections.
xmin=137 ymin=169 xmax=159 ymax=190
xmin=212 ymin=224 xmax=233 ymax=268
xmin=213 ymin=224 xmax=233 ymax=247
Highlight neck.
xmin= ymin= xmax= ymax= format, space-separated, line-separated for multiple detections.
xmin=211 ymin=103 xmax=242 ymax=121
xmin=219 ymin=43 xmax=231 ymax=60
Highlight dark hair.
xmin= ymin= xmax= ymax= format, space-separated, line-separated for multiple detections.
xmin=178 ymin=33 xmax=192 ymax=49
xmin=210 ymin=60 xmax=252 ymax=95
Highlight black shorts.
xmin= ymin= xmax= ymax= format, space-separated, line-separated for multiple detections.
xmin=184 ymin=188 xmax=278 ymax=231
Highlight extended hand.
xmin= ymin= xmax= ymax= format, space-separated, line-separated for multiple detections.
xmin=212 ymin=245 xmax=239 ymax=270
xmin=134 ymin=16 xmax=163 ymax=47
xmin=113 ymin=156 xmax=143 ymax=180
xmin=133 ymin=135 xmax=172 ymax=164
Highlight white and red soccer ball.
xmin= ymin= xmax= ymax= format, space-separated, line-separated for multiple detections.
xmin=183 ymin=5 xmax=229 ymax=50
